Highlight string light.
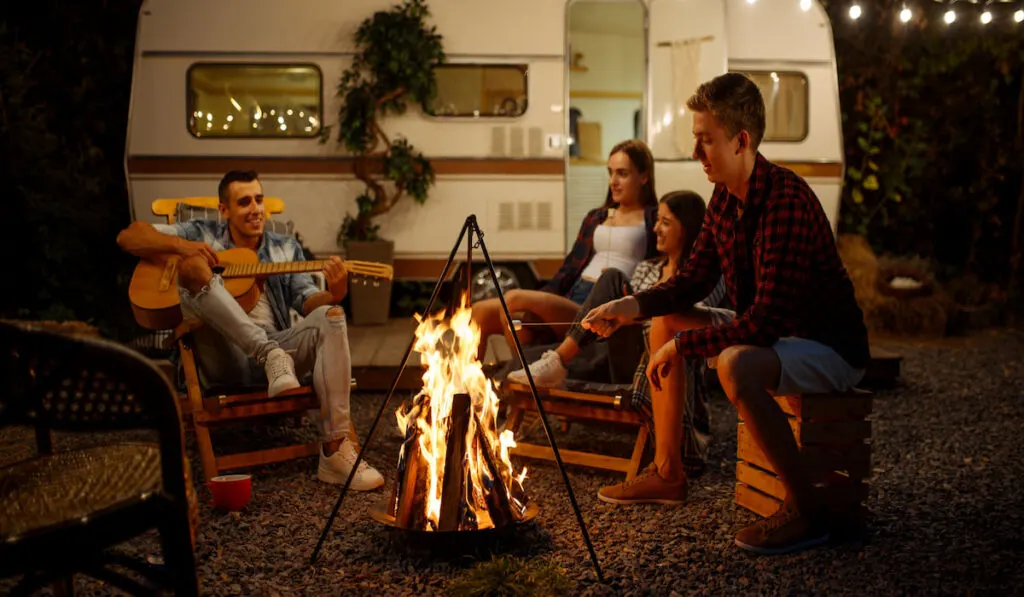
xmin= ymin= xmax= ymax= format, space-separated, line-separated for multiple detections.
xmin=800 ymin=0 xmax=812 ymax=11
xmin=842 ymin=1 xmax=1024 ymax=26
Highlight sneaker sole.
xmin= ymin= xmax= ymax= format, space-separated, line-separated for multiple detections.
xmin=597 ymin=493 xmax=686 ymax=506
xmin=316 ymin=468 xmax=384 ymax=491
xmin=734 ymin=531 xmax=830 ymax=556
xmin=268 ymin=377 xmax=300 ymax=398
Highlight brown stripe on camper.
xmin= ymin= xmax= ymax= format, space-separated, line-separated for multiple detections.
xmin=776 ymin=161 xmax=843 ymax=179
xmin=127 ymin=156 xmax=566 ymax=176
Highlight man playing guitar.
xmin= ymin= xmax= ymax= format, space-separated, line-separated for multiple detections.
xmin=117 ymin=169 xmax=384 ymax=490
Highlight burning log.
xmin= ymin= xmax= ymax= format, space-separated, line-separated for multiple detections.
xmin=393 ymin=401 xmax=429 ymax=530
xmin=438 ymin=393 xmax=471 ymax=531
xmin=472 ymin=415 xmax=517 ymax=527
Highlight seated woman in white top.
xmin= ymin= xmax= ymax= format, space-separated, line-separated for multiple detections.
xmin=471 ymin=139 xmax=659 ymax=360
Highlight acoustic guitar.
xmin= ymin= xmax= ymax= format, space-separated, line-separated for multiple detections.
xmin=129 ymin=247 xmax=394 ymax=330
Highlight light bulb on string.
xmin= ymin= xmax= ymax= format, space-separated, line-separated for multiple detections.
xmin=899 ymin=5 xmax=912 ymax=22
xmin=800 ymin=0 xmax=812 ymax=11
xmin=1015 ymin=9 xmax=1024 ymax=23
xmin=849 ymin=3 xmax=862 ymax=19
xmin=980 ymin=10 xmax=991 ymax=24
xmin=943 ymin=9 xmax=956 ymax=24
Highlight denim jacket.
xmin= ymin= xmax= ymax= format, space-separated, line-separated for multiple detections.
xmin=154 ymin=220 xmax=320 ymax=331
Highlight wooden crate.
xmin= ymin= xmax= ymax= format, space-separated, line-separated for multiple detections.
xmin=735 ymin=390 xmax=873 ymax=527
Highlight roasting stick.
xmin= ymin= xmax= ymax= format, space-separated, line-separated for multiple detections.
xmin=510 ymin=319 xmax=577 ymax=331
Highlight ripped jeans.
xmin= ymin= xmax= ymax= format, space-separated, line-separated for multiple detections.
xmin=180 ymin=276 xmax=351 ymax=442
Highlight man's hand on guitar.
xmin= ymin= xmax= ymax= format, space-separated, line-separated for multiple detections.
xmin=176 ymin=238 xmax=218 ymax=267
xmin=324 ymin=256 xmax=348 ymax=303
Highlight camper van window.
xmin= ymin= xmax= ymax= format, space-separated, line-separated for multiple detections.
xmin=424 ymin=65 xmax=528 ymax=118
xmin=186 ymin=63 xmax=323 ymax=138
xmin=737 ymin=71 xmax=809 ymax=143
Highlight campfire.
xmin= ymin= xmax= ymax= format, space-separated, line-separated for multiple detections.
xmin=385 ymin=295 xmax=531 ymax=532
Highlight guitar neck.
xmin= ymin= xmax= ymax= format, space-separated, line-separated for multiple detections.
xmin=221 ymin=260 xmax=328 ymax=278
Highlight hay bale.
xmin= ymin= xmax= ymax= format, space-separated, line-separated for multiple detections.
xmin=869 ymin=294 xmax=954 ymax=337
xmin=838 ymin=234 xmax=885 ymax=315
xmin=863 ymin=255 xmax=955 ymax=337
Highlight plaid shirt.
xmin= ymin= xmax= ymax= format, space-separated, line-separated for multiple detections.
xmin=633 ymin=153 xmax=869 ymax=369
xmin=542 ymin=205 xmax=659 ymax=297
xmin=154 ymin=220 xmax=320 ymax=331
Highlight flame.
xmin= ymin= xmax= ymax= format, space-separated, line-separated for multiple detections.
xmin=395 ymin=294 xmax=528 ymax=530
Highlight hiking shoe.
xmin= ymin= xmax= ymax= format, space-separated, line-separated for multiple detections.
xmin=598 ymin=464 xmax=687 ymax=505
xmin=734 ymin=500 xmax=830 ymax=555
xmin=265 ymin=348 xmax=300 ymax=397
xmin=317 ymin=438 xmax=384 ymax=490
xmin=507 ymin=350 xmax=568 ymax=388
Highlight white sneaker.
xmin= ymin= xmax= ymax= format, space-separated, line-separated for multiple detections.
xmin=264 ymin=347 xmax=300 ymax=397
xmin=507 ymin=350 xmax=568 ymax=388
xmin=317 ymin=438 xmax=385 ymax=490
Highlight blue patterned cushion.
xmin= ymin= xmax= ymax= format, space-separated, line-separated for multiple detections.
xmin=175 ymin=203 xmax=295 ymax=237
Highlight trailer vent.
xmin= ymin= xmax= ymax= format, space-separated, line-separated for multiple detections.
xmin=517 ymin=202 xmax=534 ymax=230
xmin=497 ymin=202 xmax=515 ymax=232
xmin=536 ymin=202 xmax=553 ymax=231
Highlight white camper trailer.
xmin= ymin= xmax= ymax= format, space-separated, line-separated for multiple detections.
xmin=125 ymin=0 xmax=844 ymax=284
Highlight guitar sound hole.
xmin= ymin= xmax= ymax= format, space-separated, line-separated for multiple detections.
xmin=212 ymin=265 xmax=226 ymax=275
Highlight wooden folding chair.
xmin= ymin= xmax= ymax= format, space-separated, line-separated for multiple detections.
xmin=152 ymin=197 xmax=349 ymax=481
xmin=500 ymin=381 xmax=649 ymax=481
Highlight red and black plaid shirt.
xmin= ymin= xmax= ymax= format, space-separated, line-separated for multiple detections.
xmin=633 ymin=153 xmax=869 ymax=369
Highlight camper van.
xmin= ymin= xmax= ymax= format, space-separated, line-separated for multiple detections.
xmin=125 ymin=0 xmax=844 ymax=285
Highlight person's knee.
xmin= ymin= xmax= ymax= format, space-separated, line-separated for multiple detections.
xmin=504 ymin=289 xmax=524 ymax=310
xmin=178 ymin=255 xmax=214 ymax=294
xmin=326 ymin=306 xmax=345 ymax=325
xmin=650 ymin=316 xmax=675 ymax=345
xmin=717 ymin=345 xmax=771 ymax=404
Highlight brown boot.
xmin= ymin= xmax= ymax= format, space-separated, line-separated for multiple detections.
xmin=734 ymin=500 xmax=829 ymax=555
xmin=597 ymin=465 xmax=687 ymax=505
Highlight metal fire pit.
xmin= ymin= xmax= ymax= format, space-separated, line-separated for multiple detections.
xmin=369 ymin=500 xmax=540 ymax=536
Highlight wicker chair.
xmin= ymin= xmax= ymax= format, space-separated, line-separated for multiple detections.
xmin=0 ymin=321 xmax=199 ymax=596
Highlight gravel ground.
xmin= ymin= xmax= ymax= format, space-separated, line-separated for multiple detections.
xmin=3 ymin=329 xmax=1024 ymax=595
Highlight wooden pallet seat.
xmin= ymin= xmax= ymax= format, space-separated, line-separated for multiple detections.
xmin=734 ymin=390 xmax=874 ymax=530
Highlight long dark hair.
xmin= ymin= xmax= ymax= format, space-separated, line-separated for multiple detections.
xmin=659 ymin=190 xmax=707 ymax=270
xmin=603 ymin=139 xmax=657 ymax=209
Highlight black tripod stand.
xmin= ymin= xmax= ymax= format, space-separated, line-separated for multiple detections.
xmin=310 ymin=214 xmax=604 ymax=582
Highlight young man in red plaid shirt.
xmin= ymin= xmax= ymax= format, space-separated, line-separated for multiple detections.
xmin=582 ymin=73 xmax=869 ymax=555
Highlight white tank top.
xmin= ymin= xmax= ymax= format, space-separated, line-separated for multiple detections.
xmin=580 ymin=223 xmax=647 ymax=280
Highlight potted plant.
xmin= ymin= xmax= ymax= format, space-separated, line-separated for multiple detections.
xmin=322 ymin=0 xmax=445 ymax=324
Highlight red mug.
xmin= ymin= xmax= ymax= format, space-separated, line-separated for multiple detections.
xmin=206 ymin=474 xmax=252 ymax=511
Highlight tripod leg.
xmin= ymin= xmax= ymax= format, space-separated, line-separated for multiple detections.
xmin=468 ymin=217 xmax=604 ymax=583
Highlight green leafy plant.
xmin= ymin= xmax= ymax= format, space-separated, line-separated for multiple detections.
xmin=446 ymin=555 xmax=574 ymax=597
xmin=322 ymin=0 xmax=445 ymax=244
xmin=825 ymin=0 xmax=1023 ymax=290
